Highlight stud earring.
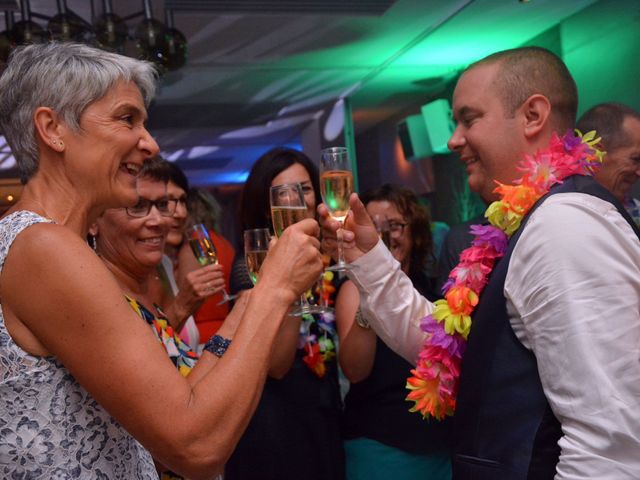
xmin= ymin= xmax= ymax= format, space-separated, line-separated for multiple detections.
xmin=88 ymin=234 xmax=97 ymax=251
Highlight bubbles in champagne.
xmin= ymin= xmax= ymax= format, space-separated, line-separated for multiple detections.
xmin=320 ymin=170 xmax=353 ymax=222
xmin=246 ymin=250 xmax=268 ymax=285
xmin=270 ymin=206 xmax=308 ymax=237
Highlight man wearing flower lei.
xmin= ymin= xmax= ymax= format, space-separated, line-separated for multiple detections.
xmin=320 ymin=46 xmax=640 ymax=479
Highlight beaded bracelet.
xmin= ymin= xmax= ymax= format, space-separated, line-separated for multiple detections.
xmin=204 ymin=334 xmax=232 ymax=358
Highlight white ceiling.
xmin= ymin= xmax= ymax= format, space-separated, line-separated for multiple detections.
xmin=0 ymin=0 xmax=609 ymax=186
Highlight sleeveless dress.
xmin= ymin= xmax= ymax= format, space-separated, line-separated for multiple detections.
xmin=0 ymin=211 xmax=157 ymax=479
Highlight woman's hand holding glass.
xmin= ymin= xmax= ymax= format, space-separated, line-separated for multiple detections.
xmin=181 ymin=263 xmax=225 ymax=300
xmin=254 ymin=217 xmax=324 ymax=307
xmin=269 ymin=183 xmax=329 ymax=316
xmin=187 ymin=223 xmax=237 ymax=305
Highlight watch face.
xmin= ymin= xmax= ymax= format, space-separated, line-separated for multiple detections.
xmin=355 ymin=308 xmax=370 ymax=329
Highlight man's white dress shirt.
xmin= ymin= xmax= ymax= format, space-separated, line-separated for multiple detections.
xmin=348 ymin=192 xmax=640 ymax=479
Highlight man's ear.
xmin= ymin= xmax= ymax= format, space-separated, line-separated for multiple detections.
xmin=519 ymin=94 xmax=552 ymax=139
xmin=33 ymin=106 xmax=66 ymax=152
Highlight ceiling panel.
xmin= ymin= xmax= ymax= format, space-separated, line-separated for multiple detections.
xmin=0 ymin=0 xmax=611 ymax=185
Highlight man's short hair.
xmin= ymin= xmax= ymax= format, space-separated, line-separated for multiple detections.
xmin=576 ymin=103 xmax=640 ymax=151
xmin=470 ymin=46 xmax=578 ymax=131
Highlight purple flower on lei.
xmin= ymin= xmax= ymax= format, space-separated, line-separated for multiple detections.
xmin=420 ymin=314 xmax=466 ymax=358
xmin=441 ymin=277 xmax=454 ymax=295
xmin=562 ymin=129 xmax=583 ymax=152
xmin=469 ymin=224 xmax=508 ymax=254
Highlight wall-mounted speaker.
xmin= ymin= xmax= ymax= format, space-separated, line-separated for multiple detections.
xmin=397 ymin=114 xmax=431 ymax=162
xmin=397 ymin=99 xmax=455 ymax=161
xmin=421 ymin=98 xmax=454 ymax=155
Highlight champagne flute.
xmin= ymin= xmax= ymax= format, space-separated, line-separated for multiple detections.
xmin=320 ymin=146 xmax=354 ymax=272
xmin=187 ymin=223 xmax=237 ymax=305
xmin=244 ymin=228 xmax=271 ymax=285
xmin=270 ymin=183 xmax=327 ymax=316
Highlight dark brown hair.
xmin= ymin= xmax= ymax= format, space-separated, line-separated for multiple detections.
xmin=360 ymin=184 xmax=434 ymax=274
xmin=139 ymin=156 xmax=171 ymax=184
xmin=239 ymin=147 xmax=321 ymax=232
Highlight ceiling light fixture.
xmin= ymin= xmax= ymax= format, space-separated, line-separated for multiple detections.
xmin=1 ymin=0 xmax=189 ymax=73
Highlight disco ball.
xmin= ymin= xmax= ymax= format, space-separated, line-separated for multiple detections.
xmin=11 ymin=20 xmax=47 ymax=45
xmin=94 ymin=12 xmax=128 ymax=51
xmin=163 ymin=27 xmax=187 ymax=71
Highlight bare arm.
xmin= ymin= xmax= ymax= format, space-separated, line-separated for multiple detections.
xmin=335 ymin=280 xmax=376 ymax=383
xmin=1 ymin=219 xmax=322 ymax=480
xmin=267 ymin=312 xmax=300 ymax=379
xmin=320 ymin=195 xmax=432 ymax=364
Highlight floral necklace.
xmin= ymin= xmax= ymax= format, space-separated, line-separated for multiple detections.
xmin=299 ymin=269 xmax=338 ymax=378
xmin=406 ymin=130 xmax=604 ymax=420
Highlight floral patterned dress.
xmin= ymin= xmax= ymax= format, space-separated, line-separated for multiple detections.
xmin=125 ymin=296 xmax=198 ymax=377
xmin=0 ymin=211 xmax=157 ymax=479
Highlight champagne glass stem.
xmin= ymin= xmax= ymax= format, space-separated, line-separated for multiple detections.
xmin=337 ymin=225 xmax=346 ymax=266
xmin=327 ymin=222 xmax=350 ymax=272
xmin=300 ymin=292 xmax=311 ymax=311
xmin=217 ymin=289 xmax=236 ymax=306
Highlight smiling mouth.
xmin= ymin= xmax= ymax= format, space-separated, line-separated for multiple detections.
xmin=122 ymin=163 xmax=141 ymax=176
xmin=140 ymin=237 xmax=163 ymax=246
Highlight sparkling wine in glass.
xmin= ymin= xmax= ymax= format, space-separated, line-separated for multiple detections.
xmin=187 ymin=223 xmax=237 ymax=305
xmin=244 ymin=228 xmax=271 ymax=285
xmin=269 ymin=183 xmax=327 ymax=316
xmin=271 ymin=204 xmax=308 ymax=238
xmin=320 ymin=146 xmax=354 ymax=271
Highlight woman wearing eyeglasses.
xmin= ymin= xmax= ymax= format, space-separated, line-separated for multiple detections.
xmin=152 ymin=160 xmax=221 ymax=353
xmin=89 ymin=159 xmax=229 ymax=479
xmin=89 ymin=159 xmax=223 ymax=372
xmin=335 ymin=184 xmax=452 ymax=480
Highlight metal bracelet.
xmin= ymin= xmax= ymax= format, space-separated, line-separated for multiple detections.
xmin=355 ymin=307 xmax=370 ymax=329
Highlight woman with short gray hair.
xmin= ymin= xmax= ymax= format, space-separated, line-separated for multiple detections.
xmin=0 ymin=42 xmax=323 ymax=479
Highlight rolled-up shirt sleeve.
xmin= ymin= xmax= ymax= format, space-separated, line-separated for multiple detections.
xmin=505 ymin=193 xmax=640 ymax=479
xmin=348 ymin=239 xmax=435 ymax=365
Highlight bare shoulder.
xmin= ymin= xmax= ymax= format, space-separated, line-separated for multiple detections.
xmin=3 ymin=222 xmax=109 ymax=292
xmin=1 ymin=221 xmax=135 ymax=345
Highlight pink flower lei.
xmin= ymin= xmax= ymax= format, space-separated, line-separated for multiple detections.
xmin=406 ymin=130 xmax=605 ymax=420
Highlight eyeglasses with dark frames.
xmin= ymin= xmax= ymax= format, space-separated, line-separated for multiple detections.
xmin=167 ymin=196 xmax=188 ymax=209
xmin=126 ymin=197 xmax=176 ymax=218
xmin=388 ymin=221 xmax=408 ymax=236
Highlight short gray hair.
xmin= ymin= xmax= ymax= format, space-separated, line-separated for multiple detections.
xmin=0 ymin=42 xmax=158 ymax=182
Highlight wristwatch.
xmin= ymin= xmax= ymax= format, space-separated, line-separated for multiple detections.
xmin=355 ymin=307 xmax=370 ymax=329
